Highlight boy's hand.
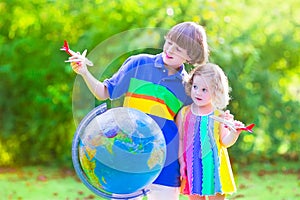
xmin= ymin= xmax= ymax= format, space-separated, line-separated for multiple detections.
xmin=70 ymin=60 xmax=88 ymax=75
xmin=66 ymin=50 xmax=91 ymax=75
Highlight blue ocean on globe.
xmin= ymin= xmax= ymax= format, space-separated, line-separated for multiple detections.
xmin=72 ymin=104 xmax=166 ymax=199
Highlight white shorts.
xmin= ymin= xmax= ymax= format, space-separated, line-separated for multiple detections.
xmin=145 ymin=184 xmax=180 ymax=200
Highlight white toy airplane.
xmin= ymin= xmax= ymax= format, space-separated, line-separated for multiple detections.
xmin=61 ymin=40 xmax=93 ymax=66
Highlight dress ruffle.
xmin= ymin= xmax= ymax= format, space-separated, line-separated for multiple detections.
xmin=181 ymin=106 xmax=236 ymax=196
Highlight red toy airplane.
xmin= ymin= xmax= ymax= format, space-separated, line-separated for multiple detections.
xmin=61 ymin=40 xmax=93 ymax=66
xmin=238 ymin=123 xmax=255 ymax=133
xmin=210 ymin=115 xmax=255 ymax=133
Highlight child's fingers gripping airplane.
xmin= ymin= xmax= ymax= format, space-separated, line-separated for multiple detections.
xmin=61 ymin=40 xmax=93 ymax=67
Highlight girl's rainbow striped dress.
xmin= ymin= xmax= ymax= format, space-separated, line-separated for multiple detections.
xmin=181 ymin=106 xmax=236 ymax=196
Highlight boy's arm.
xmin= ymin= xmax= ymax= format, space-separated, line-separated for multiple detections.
xmin=70 ymin=59 xmax=109 ymax=100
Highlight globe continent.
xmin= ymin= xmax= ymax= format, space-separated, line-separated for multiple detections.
xmin=72 ymin=105 xmax=166 ymax=199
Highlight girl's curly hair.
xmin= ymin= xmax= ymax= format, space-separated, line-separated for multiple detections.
xmin=185 ymin=63 xmax=231 ymax=110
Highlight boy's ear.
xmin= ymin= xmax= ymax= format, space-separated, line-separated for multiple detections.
xmin=186 ymin=59 xmax=192 ymax=64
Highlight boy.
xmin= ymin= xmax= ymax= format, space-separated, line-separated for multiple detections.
xmin=68 ymin=21 xmax=209 ymax=200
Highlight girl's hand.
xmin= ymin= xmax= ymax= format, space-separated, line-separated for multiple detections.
xmin=219 ymin=110 xmax=234 ymax=129
xmin=233 ymin=120 xmax=245 ymax=135
xmin=220 ymin=110 xmax=233 ymax=121
xmin=219 ymin=110 xmax=245 ymax=134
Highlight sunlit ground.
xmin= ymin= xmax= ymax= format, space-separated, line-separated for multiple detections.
xmin=0 ymin=160 xmax=299 ymax=200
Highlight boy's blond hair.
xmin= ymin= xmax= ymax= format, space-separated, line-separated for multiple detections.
xmin=185 ymin=63 xmax=231 ymax=110
xmin=166 ymin=22 xmax=209 ymax=66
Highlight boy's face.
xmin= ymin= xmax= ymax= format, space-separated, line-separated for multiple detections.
xmin=162 ymin=38 xmax=191 ymax=69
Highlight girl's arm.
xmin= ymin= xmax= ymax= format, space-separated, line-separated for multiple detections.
xmin=219 ymin=111 xmax=244 ymax=148
xmin=219 ymin=123 xmax=240 ymax=148
xmin=175 ymin=109 xmax=186 ymax=177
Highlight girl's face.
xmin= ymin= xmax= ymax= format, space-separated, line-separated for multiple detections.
xmin=191 ymin=75 xmax=212 ymax=109
xmin=162 ymin=38 xmax=191 ymax=70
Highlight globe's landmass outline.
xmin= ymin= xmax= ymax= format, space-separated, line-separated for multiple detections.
xmin=72 ymin=103 xmax=166 ymax=199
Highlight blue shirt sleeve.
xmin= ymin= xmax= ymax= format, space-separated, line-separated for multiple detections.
xmin=103 ymin=56 xmax=137 ymax=99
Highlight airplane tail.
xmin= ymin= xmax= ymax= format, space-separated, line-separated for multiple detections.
xmin=238 ymin=123 xmax=255 ymax=133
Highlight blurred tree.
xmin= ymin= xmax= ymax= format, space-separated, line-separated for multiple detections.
xmin=0 ymin=0 xmax=299 ymax=166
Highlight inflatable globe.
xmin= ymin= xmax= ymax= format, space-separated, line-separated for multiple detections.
xmin=72 ymin=104 xmax=166 ymax=199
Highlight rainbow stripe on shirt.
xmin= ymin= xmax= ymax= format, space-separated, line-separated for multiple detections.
xmin=123 ymin=78 xmax=184 ymax=120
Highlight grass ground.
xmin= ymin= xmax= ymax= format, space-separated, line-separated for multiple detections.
xmin=0 ymin=160 xmax=299 ymax=200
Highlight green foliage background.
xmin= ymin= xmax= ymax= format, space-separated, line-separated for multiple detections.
xmin=0 ymin=0 xmax=299 ymax=166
